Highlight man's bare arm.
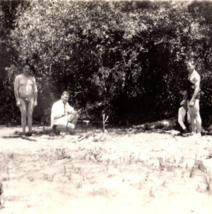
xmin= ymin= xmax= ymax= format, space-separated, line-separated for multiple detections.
xmin=14 ymin=76 xmax=21 ymax=106
xmin=178 ymin=108 xmax=186 ymax=130
xmin=33 ymin=77 xmax=38 ymax=106
xmin=54 ymin=115 xmax=66 ymax=120
xmin=191 ymin=75 xmax=200 ymax=101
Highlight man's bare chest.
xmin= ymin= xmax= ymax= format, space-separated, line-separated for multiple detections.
xmin=19 ymin=78 xmax=34 ymax=87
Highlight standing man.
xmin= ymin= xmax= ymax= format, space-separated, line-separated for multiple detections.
xmin=51 ymin=91 xmax=79 ymax=135
xmin=186 ymin=60 xmax=202 ymax=137
xmin=14 ymin=63 xmax=38 ymax=137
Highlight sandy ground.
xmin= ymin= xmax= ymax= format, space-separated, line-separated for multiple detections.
xmin=1 ymin=126 xmax=212 ymax=214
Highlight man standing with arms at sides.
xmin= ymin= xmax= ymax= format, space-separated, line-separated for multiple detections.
xmin=14 ymin=63 xmax=38 ymax=137
xmin=186 ymin=60 xmax=202 ymax=137
xmin=51 ymin=91 xmax=79 ymax=135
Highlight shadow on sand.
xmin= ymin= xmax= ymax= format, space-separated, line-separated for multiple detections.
xmin=2 ymin=135 xmax=37 ymax=142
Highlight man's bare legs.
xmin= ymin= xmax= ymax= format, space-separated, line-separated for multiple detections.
xmin=54 ymin=113 xmax=79 ymax=134
xmin=19 ymin=98 xmax=34 ymax=136
xmin=27 ymin=98 xmax=34 ymax=134
xmin=68 ymin=112 xmax=79 ymax=128
xmin=188 ymin=99 xmax=201 ymax=135
xmin=19 ymin=98 xmax=27 ymax=135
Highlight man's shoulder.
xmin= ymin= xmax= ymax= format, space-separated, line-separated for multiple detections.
xmin=179 ymin=106 xmax=185 ymax=112
xmin=14 ymin=74 xmax=22 ymax=80
xmin=52 ymin=99 xmax=62 ymax=107
xmin=29 ymin=75 xmax=36 ymax=81
xmin=194 ymin=71 xmax=201 ymax=82
xmin=190 ymin=70 xmax=200 ymax=83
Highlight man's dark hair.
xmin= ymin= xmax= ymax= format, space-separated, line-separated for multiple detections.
xmin=185 ymin=59 xmax=196 ymax=69
xmin=23 ymin=62 xmax=36 ymax=75
xmin=61 ymin=91 xmax=69 ymax=96
xmin=23 ymin=59 xmax=30 ymax=67
xmin=23 ymin=63 xmax=30 ymax=68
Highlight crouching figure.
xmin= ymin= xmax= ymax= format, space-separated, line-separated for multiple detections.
xmin=51 ymin=91 xmax=79 ymax=135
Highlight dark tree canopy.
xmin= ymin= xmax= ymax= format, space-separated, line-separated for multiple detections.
xmin=1 ymin=1 xmax=212 ymax=126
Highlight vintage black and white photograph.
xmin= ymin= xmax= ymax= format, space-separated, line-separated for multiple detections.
xmin=1 ymin=0 xmax=212 ymax=213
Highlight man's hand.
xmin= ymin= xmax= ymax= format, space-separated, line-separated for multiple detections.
xmin=76 ymin=109 xmax=82 ymax=114
xmin=34 ymin=100 xmax=37 ymax=107
xmin=16 ymin=99 xmax=21 ymax=107
xmin=189 ymin=99 xmax=195 ymax=107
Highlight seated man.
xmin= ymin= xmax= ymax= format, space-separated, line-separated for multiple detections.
xmin=51 ymin=91 xmax=79 ymax=135
xmin=177 ymin=100 xmax=191 ymax=135
xmin=133 ymin=100 xmax=190 ymax=135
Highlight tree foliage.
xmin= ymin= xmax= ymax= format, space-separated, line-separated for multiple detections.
xmin=1 ymin=1 xmax=212 ymax=126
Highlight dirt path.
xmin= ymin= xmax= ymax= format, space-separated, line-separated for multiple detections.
xmin=1 ymin=126 xmax=212 ymax=214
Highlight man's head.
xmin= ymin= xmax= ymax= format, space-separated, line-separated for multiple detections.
xmin=180 ymin=100 xmax=186 ymax=106
xmin=186 ymin=60 xmax=195 ymax=74
xmin=23 ymin=64 xmax=31 ymax=76
xmin=61 ymin=91 xmax=69 ymax=104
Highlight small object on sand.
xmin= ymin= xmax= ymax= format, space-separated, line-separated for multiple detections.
xmin=83 ymin=120 xmax=90 ymax=126
xmin=206 ymin=153 xmax=212 ymax=159
xmin=78 ymin=133 xmax=90 ymax=142
xmin=93 ymin=132 xmax=104 ymax=142
xmin=0 ymin=180 xmax=3 ymax=208
xmin=94 ymin=130 xmax=108 ymax=142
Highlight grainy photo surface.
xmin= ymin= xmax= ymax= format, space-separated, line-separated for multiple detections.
xmin=1 ymin=0 xmax=212 ymax=213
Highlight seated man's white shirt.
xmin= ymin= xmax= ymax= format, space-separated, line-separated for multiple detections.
xmin=51 ymin=100 xmax=74 ymax=127
xmin=178 ymin=106 xmax=190 ymax=130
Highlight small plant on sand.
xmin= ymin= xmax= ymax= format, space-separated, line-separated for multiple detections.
xmin=162 ymin=180 xmax=166 ymax=187
xmin=204 ymin=176 xmax=212 ymax=195
xmin=63 ymin=166 xmax=67 ymax=176
xmin=55 ymin=148 xmax=71 ymax=160
xmin=0 ymin=180 xmax=3 ymax=209
xmin=145 ymin=172 xmax=149 ymax=182
xmin=8 ymin=153 xmax=14 ymax=159
xmin=76 ymin=181 xmax=82 ymax=189
xmin=149 ymin=187 xmax=155 ymax=197
xmin=6 ymin=167 xmax=10 ymax=181
xmin=189 ymin=165 xmax=195 ymax=178
xmin=158 ymin=157 xmax=165 ymax=171
xmin=43 ymin=173 xmax=55 ymax=181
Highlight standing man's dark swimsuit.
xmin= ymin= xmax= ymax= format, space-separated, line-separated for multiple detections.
xmin=187 ymin=80 xmax=200 ymax=101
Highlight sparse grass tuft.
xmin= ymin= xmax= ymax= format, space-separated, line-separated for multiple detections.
xmin=162 ymin=180 xmax=166 ymax=187
xmin=204 ymin=176 xmax=212 ymax=194
xmin=8 ymin=153 xmax=14 ymax=159
xmin=149 ymin=187 xmax=155 ymax=197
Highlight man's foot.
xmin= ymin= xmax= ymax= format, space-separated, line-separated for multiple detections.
xmin=69 ymin=124 xmax=75 ymax=129
xmin=182 ymin=129 xmax=190 ymax=137
xmin=201 ymin=128 xmax=208 ymax=135
xmin=194 ymin=133 xmax=201 ymax=138
xmin=52 ymin=129 xmax=60 ymax=136
xmin=25 ymin=132 xmax=32 ymax=137
xmin=52 ymin=125 xmax=60 ymax=136
xmin=189 ymin=132 xmax=201 ymax=138
xmin=69 ymin=130 xmax=75 ymax=135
